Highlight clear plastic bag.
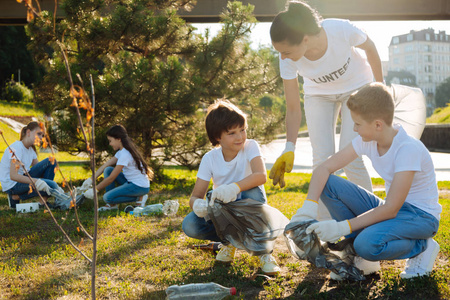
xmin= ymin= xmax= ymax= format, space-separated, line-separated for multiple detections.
xmin=391 ymin=84 xmax=426 ymax=139
xmin=52 ymin=188 xmax=85 ymax=210
xmin=163 ymin=200 xmax=179 ymax=216
xmin=207 ymin=195 xmax=289 ymax=256
xmin=284 ymin=220 xmax=365 ymax=281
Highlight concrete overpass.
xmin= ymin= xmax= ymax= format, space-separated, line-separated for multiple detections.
xmin=1 ymin=0 xmax=450 ymax=25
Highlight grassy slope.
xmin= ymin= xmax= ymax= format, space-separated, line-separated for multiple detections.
xmin=0 ymin=169 xmax=448 ymax=300
xmin=427 ymin=104 xmax=450 ymax=124
xmin=0 ymin=100 xmax=43 ymax=117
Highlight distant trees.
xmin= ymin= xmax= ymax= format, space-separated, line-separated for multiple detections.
xmin=0 ymin=27 xmax=41 ymax=89
xmin=27 ymin=1 xmax=284 ymax=173
xmin=385 ymin=70 xmax=417 ymax=87
xmin=435 ymin=77 xmax=450 ymax=109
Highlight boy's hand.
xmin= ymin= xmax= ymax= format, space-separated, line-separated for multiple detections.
xmin=210 ymin=183 xmax=241 ymax=206
xmin=290 ymin=199 xmax=318 ymax=223
xmin=306 ymin=220 xmax=352 ymax=243
xmin=269 ymin=142 xmax=295 ymax=188
xmin=193 ymin=198 xmax=208 ymax=218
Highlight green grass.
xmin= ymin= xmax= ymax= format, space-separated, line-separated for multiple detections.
xmin=427 ymin=104 xmax=450 ymax=124
xmin=0 ymin=168 xmax=449 ymax=299
xmin=0 ymin=100 xmax=43 ymax=117
xmin=0 ymin=121 xmax=20 ymax=152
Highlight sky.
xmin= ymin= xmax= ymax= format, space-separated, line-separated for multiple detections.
xmin=194 ymin=20 xmax=450 ymax=61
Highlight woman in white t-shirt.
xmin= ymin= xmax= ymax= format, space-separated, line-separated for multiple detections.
xmin=81 ymin=125 xmax=152 ymax=211
xmin=0 ymin=121 xmax=63 ymax=209
xmin=269 ymin=1 xmax=383 ymax=219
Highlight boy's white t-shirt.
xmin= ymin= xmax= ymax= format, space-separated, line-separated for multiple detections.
xmin=197 ymin=139 xmax=263 ymax=197
xmin=0 ymin=141 xmax=37 ymax=191
xmin=115 ymin=148 xmax=150 ymax=188
xmin=352 ymin=124 xmax=441 ymax=220
xmin=279 ymin=19 xmax=374 ymax=95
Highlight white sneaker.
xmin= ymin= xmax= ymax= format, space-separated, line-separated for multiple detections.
xmin=400 ymin=238 xmax=439 ymax=279
xmin=259 ymin=254 xmax=281 ymax=275
xmin=330 ymin=256 xmax=381 ymax=281
xmin=136 ymin=194 xmax=148 ymax=207
xmin=215 ymin=245 xmax=236 ymax=262
xmin=98 ymin=204 xmax=119 ymax=211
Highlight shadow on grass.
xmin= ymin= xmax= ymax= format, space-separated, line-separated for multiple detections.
xmin=286 ymin=264 xmax=442 ymax=299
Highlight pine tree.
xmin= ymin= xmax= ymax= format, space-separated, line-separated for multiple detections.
xmin=27 ymin=0 xmax=283 ymax=173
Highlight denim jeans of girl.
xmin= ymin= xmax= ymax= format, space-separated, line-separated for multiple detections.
xmin=321 ymin=175 xmax=439 ymax=261
xmin=182 ymin=185 xmax=267 ymax=242
xmin=102 ymin=166 xmax=149 ymax=205
xmin=7 ymin=158 xmax=60 ymax=200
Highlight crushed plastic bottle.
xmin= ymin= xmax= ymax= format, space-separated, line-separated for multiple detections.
xmin=130 ymin=203 xmax=163 ymax=216
xmin=162 ymin=199 xmax=179 ymax=216
xmin=166 ymin=282 xmax=236 ymax=300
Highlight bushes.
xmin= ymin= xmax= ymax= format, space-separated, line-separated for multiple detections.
xmin=2 ymin=80 xmax=33 ymax=102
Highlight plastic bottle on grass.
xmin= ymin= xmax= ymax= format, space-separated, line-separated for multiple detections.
xmin=130 ymin=203 xmax=163 ymax=216
xmin=166 ymin=282 xmax=236 ymax=300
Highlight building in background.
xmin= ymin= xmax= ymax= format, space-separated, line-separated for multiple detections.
xmin=388 ymin=28 xmax=450 ymax=115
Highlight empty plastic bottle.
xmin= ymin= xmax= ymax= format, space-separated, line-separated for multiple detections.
xmin=166 ymin=282 xmax=236 ymax=300
xmin=130 ymin=203 xmax=163 ymax=216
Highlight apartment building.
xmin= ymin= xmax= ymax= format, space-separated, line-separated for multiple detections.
xmin=388 ymin=28 xmax=450 ymax=110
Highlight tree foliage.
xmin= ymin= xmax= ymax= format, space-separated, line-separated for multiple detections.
xmin=385 ymin=70 xmax=417 ymax=87
xmin=0 ymin=26 xmax=42 ymax=89
xmin=435 ymin=76 xmax=450 ymax=109
xmin=2 ymin=78 xmax=34 ymax=102
xmin=27 ymin=0 xmax=283 ymax=174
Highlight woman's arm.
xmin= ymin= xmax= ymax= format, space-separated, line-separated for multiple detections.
xmin=235 ymin=156 xmax=267 ymax=192
xmin=357 ymin=36 xmax=383 ymax=82
xmin=283 ymin=78 xmax=302 ymax=144
xmin=348 ymin=171 xmax=415 ymax=232
xmin=189 ymin=178 xmax=210 ymax=209
xmin=95 ymin=163 xmax=123 ymax=191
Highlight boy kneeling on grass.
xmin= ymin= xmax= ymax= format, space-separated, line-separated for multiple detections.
xmin=291 ymin=82 xmax=441 ymax=280
xmin=182 ymin=99 xmax=281 ymax=275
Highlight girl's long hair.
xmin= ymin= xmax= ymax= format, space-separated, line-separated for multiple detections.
xmin=20 ymin=121 xmax=41 ymax=153
xmin=106 ymin=125 xmax=153 ymax=178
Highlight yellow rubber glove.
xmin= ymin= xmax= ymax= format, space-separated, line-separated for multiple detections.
xmin=269 ymin=142 xmax=295 ymax=188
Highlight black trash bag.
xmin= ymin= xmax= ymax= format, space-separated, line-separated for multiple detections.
xmin=284 ymin=220 xmax=365 ymax=281
xmin=207 ymin=194 xmax=289 ymax=256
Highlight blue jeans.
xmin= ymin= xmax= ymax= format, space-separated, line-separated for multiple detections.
xmin=321 ymin=175 xmax=439 ymax=261
xmin=182 ymin=186 xmax=267 ymax=242
xmin=7 ymin=158 xmax=59 ymax=200
xmin=102 ymin=166 xmax=149 ymax=205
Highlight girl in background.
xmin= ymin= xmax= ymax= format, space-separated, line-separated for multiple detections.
xmin=0 ymin=121 xmax=61 ymax=209
xmin=82 ymin=124 xmax=152 ymax=211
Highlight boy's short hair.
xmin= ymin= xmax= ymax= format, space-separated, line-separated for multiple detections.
xmin=205 ymin=99 xmax=247 ymax=146
xmin=347 ymin=82 xmax=395 ymax=125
